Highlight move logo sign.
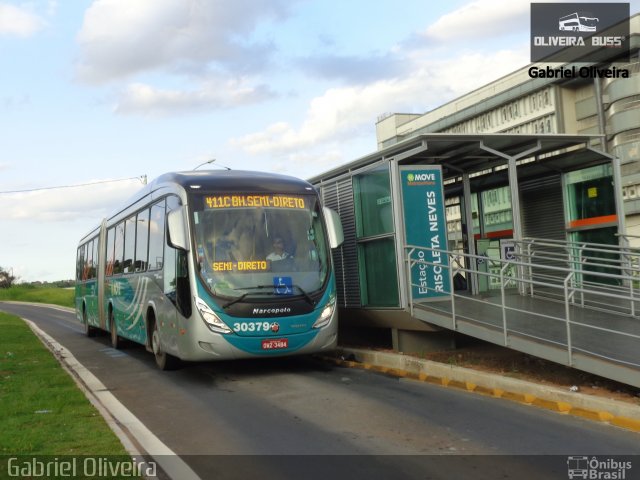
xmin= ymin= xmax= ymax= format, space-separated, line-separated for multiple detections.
xmin=530 ymin=3 xmax=630 ymax=63
xmin=407 ymin=172 xmax=437 ymax=184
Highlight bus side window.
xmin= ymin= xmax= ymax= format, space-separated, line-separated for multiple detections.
xmin=148 ymin=200 xmax=166 ymax=271
xmin=77 ymin=244 xmax=86 ymax=281
xmin=83 ymin=240 xmax=92 ymax=281
xmin=135 ymin=208 xmax=150 ymax=272
xmin=106 ymin=227 xmax=115 ymax=277
xmin=91 ymin=237 xmax=98 ymax=279
xmin=113 ymin=222 xmax=125 ymax=275
xmin=123 ymin=215 xmax=136 ymax=273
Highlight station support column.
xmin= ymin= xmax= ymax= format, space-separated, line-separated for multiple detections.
xmin=480 ymin=141 xmax=542 ymax=295
xmin=462 ymin=173 xmax=479 ymax=295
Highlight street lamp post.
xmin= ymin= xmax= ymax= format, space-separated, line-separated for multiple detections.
xmin=193 ymin=159 xmax=217 ymax=170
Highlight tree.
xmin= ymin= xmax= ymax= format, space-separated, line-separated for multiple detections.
xmin=0 ymin=267 xmax=17 ymax=288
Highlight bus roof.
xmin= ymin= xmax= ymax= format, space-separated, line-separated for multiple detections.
xmin=152 ymin=170 xmax=315 ymax=194
xmin=77 ymin=170 xmax=316 ymax=245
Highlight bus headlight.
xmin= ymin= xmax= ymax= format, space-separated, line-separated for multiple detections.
xmin=313 ymin=295 xmax=336 ymax=329
xmin=195 ymin=297 xmax=232 ymax=334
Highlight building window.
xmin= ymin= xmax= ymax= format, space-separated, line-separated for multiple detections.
xmin=628 ymin=186 xmax=637 ymax=199
xmin=481 ymin=186 xmax=512 ymax=235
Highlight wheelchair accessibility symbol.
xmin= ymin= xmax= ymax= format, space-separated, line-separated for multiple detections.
xmin=500 ymin=240 xmax=516 ymax=261
xmin=274 ymin=276 xmax=293 ymax=295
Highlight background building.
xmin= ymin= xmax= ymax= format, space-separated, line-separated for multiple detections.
xmin=307 ymin=13 xmax=639 ymax=386
xmin=376 ymin=14 xmax=639 ymax=244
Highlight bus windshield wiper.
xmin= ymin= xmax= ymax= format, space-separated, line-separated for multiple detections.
xmin=222 ymin=285 xmax=275 ymax=309
xmin=222 ymin=284 xmax=315 ymax=309
xmin=291 ymin=285 xmax=314 ymax=306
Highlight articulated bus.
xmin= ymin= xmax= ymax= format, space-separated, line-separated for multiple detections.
xmin=75 ymin=170 xmax=343 ymax=369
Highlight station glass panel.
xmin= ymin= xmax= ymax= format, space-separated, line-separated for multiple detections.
xmin=353 ymin=164 xmax=399 ymax=307
xmin=565 ymin=165 xmax=615 ymax=223
xmin=570 ymin=226 xmax=620 ymax=286
xmin=353 ymin=164 xmax=394 ymax=238
xmin=565 ymin=165 xmax=619 ymax=286
xmin=358 ymin=238 xmax=399 ymax=307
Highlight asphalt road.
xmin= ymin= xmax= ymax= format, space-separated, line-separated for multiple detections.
xmin=2 ymin=302 xmax=639 ymax=480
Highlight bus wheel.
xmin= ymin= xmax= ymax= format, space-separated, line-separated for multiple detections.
xmin=110 ymin=314 xmax=121 ymax=350
xmin=83 ymin=307 xmax=97 ymax=338
xmin=151 ymin=322 xmax=180 ymax=371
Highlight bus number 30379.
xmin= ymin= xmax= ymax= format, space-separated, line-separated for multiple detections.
xmin=233 ymin=322 xmax=274 ymax=333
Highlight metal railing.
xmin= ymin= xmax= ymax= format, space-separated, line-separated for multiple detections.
xmin=516 ymin=237 xmax=640 ymax=316
xmin=404 ymin=243 xmax=640 ymax=373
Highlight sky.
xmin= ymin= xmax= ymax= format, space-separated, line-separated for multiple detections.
xmin=0 ymin=0 xmax=637 ymax=282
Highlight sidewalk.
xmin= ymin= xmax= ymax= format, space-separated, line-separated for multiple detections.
xmin=324 ymin=347 xmax=640 ymax=434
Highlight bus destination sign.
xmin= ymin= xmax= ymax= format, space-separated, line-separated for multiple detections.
xmin=213 ymin=261 xmax=268 ymax=272
xmin=205 ymin=194 xmax=306 ymax=209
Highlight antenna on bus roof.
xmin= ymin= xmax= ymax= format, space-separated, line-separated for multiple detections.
xmin=193 ymin=158 xmax=232 ymax=171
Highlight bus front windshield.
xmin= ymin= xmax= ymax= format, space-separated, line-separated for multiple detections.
xmin=192 ymin=193 xmax=330 ymax=303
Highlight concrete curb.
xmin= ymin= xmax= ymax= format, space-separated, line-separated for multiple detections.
xmin=329 ymin=347 xmax=640 ymax=434
xmin=22 ymin=317 xmax=201 ymax=480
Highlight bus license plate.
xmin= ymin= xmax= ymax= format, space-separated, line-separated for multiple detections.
xmin=262 ymin=339 xmax=288 ymax=350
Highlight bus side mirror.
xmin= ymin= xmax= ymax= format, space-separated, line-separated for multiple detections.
xmin=323 ymin=207 xmax=344 ymax=249
xmin=167 ymin=207 xmax=190 ymax=252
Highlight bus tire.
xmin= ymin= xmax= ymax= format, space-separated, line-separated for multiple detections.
xmin=110 ymin=311 xmax=121 ymax=350
xmin=82 ymin=305 xmax=97 ymax=338
xmin=151 ymin=321 xmax=180 ymax=371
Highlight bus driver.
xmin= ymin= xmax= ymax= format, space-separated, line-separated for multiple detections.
xmin=266 ymin=237 xmax=292 ymax=263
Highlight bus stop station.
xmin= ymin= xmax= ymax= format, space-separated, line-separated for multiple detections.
xmin=310 ymin=133 xmax=640 ymax=388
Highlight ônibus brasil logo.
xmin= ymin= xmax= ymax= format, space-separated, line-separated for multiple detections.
xmin=566 ymin=456 xmax=632 ymax=480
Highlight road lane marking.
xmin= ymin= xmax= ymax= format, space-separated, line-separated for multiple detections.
xmin=99 ymin=347 xmax=128 ymax=358
xmin=23 ymin=318 xmax=202 ymax=480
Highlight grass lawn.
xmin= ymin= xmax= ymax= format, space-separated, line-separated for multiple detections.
xmin=0 ymin=286 xmax=74 ymax=309
xmin=0 ymin=312 xmax=128 ymax=456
